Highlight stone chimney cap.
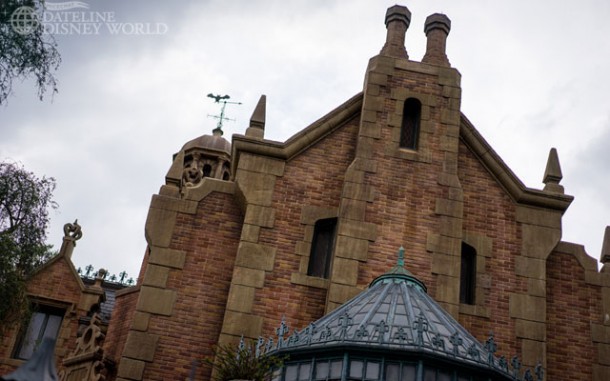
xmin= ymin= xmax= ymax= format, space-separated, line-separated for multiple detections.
xmin=385 ymin=5 xmax=411 ymax=28
xmin=424 ymin=13 xmax=451 ymax=35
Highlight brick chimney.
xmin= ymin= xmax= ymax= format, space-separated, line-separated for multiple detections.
xmin=422 ymin=13 xmax=451 ymax=66
xmin=380 ymin=5 xmax=411 ymax=59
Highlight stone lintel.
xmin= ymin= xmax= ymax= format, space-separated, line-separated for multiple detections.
xmin=291 ymin=273 xmax=330 ymax=289
xmin=338 ymin=220 xmax=378 ymax=242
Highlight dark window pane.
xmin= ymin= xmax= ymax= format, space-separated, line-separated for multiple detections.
xmin=299 ymin=363 xmax=311 ymax=380
xmin=385 ymin=363 xmax=400 ymax=381
xmin=460 ymin=242 xmax=477 ymax=304
xmin=365 ymin=362 xmax=379 ymax=379
xmin=424 ymin=368 xmax=436 ymax=381
xmin=307 ymin=218 xmax=337 ymax=278
xmin=402 ymin=364 xmax=416 ymax=380
xmin=349 ymin=360 xmax=363 ymax=379
xmin=400 ymin=98 xmax=422 ymax=149
xmin=15 ymin=306 xmax=64 ymax=360
xmin=202 ymin=164 xmax=212 ymax=177
xmin=330 ymin=360 xmax=343 ymax=379
xmin=315 ymin=361 xmax=329 ymax=379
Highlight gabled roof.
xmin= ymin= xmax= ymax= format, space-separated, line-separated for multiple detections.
xmin=230 ymin=92 xmax=363 ymax=175
xmin=460 ymin=114 xmax=573 ymax=212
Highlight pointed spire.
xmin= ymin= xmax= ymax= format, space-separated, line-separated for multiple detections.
xmin=245 ymin=95 xmax=266 ymax=139
xmin=601 ymin=226 xmax=610 ymax=264
xmin=397 ymin=246 xmax=405 ymax=267
xmin=542 ymin=147 xmax=564 ymax=193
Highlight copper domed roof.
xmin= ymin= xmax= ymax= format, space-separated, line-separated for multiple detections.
xmin=181 ymin=128 xmax=231 ymax=155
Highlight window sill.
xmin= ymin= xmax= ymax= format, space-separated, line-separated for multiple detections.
xmin=459 ymin=303 xmax=489 ymax=318
xmin=291 ymin=273 xmax=330 ymax=289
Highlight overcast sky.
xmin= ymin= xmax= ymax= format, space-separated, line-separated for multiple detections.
xmin=1 ymin=0 xmax=609 ymax=280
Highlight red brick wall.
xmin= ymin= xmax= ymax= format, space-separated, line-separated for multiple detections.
xmin=103 ymin=287 xmax=139 ymax=365
xmin=458 ymin=139 xmax=521 ymax=355
xmin=142 ymin=192 xmax=243 ymax=381
xmin=256 ymin=117 xmax=359 ymax=335
xmin=546 ymin=250 xmax=600 ymax=381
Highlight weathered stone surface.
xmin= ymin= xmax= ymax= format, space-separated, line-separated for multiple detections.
xmin=221 ymin=311 xmax=263 ymax=338
xmin=117 ymin=358 xmax=145 ymax=380
xmin=516 ymin=319 xmax=546 ymax=341
xmin=148 ymin=247 xmax=186 ymax=269
xmin=123 ymin=331 xmax=159 ymax=362
xmin=300 ymin=205 xmax=337 ymax=224
xmin=334 ymin=236 xmax=369 ymax=261
xmin=509 ymin=293 xmax=546 ymax=322
xmin=330 ymin=258 xmax=359 ymax=286
xmin=237 ymin=153 xmax=285 ymax=176
xmin=131 ymin=311 xmax=150 ymax=332
xmin=145 ymin=208 xmax=177 ymax=248
xmin=515 ymin=256 xmax=546 ymax=279
xmin=338 ymin=220 xmax=377 ymax=242
xmin=235 ymin=242 xmax=276 ymax=271
xmin=244 ymin=205 xmax=275 ymax=228
xmin=226 ymin=284 xmax=255 ymax=313
xmin=136 ymin=286 xmax=176 ymax=316
xmin=290 ymin=273 xmax=329 ymax=289
xmin=142 ymin=264 xmax=169 ymax=288
xmin=232 ymin=267 xmax=265 ymax=288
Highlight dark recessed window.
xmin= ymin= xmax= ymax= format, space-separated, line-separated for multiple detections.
xmin=399 ymin=98 xmax=422 ymax=149
xmin=14 ymin=305 xmax=64 ymax=360
xmin=202 ymin=164 xmax=212 ymax=178
xmin=459 ymin=242 xmax=477 ymax=305
xmin=307 ymin=218 xmax=337 ymax=279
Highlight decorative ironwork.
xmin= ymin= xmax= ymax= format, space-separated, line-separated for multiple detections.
xmin=467 ymin=343 xmax=480 ymax=361
xmin=523 ymin=369 xmax=534 ymax=381
xmin=449 ymin=332 xmax=463 ymax=356
xmin=485 ymin=332 xmax=497 ymax=365
xmin=354 ymin=325 xmax=369 ymax=340
xmin=304 ymin=323 xmax=316 ymax=344
xmin=255 ymin=337 xmax=265 ymax=358
xmin=337 ymin=312 xmax=353 ymax=340
xmin=374 ymin=320 xmax=389 ymax=343
xmin=394 ymin=327 xmax=408 ymax=343
xmin=413 ymin=313 xmax=428 ymax=346
xmin=319 ymin=326 xmax=333 ymax=342
xmin=431 ymin=332 xmax=445 ymax=351
xmin=498 ymin=355 xmax=508 ymax=372
xmin=511 ymin=356 xmax=521 ymax=379
xmin=531 ymin=365 xmax=542 ymax=379
xmin=276 ymin=316 xmax=289 ymax=348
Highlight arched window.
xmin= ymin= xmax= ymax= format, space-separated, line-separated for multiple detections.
xmin=399 ymin=98 xmax=421 ymax=149
xmin=222 ymin=171 xmax=230 ymax=181
xmin=202 ymin=164 xmax=212 ymax=178
xmin=459 ymin=242 xmax=476 ymax=305
xmin=307 ymin=218 xmax=337 ymax=278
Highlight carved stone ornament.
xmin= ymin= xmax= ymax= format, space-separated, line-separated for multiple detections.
xmin=182 ymin=153 xmax=203 ymax=188
xmin=60 ymin=313 xmax=108 ymax=381
xmin=63 ymin=220 xmax=83 ymax=241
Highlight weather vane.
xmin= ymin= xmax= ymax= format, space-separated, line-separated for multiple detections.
xmin=207 ymin=93 xmax=242 ymax=135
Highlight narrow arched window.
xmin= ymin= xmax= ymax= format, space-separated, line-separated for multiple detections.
xmin=307 ymin=218 xmax=337 ymax=278
xmin=400 ymin=98 xmax=421 ymax=149
xmin=460 ymin=242 xmax=476 ymax=305
xmin=202 ymin=164 xmax=212 ymax=178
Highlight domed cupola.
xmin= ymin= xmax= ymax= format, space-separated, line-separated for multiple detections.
xmin=180 ymin=126 xmax=232 ymax=185
xmin=263 ymin=248 xmax=542 ymax=381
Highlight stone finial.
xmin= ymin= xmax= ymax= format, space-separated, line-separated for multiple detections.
xmin=380 ymin=5 xmax=411 ymax=58
xmin=245 ymin=95 xmax=266 ymax=139
xmin=601 ymin=226 xmax=610 ymax=264
xmin=422 ymin=13 xmax=451 ymax=66
xmin=542 ymin=148 xmax=564 ymax=193
xmin=59 ymin=219 xmax=82 ymax=259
